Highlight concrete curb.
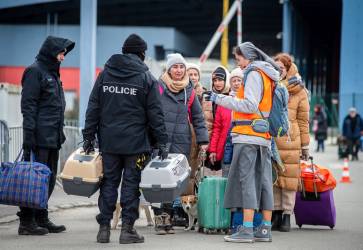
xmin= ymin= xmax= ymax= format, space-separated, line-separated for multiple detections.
xmin=0 ymin=201 xmax=97 ymax=225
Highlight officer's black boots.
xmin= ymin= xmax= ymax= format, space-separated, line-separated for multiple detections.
xmin=97 ymin=224 xmax=111 ymax=243
xmin=271 ymin=210 xmax=283 ymax=231
xmin=18 ymin=219 xmax=49 ymax=235
xmin=119 ymin=223 xmax=144 ymax=244
xmin=37 ymin=218 xmax=66 ymax=233
xmin=280 ymin=214 xmax=291 ymax=232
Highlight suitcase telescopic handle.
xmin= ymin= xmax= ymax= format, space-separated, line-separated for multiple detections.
xmin=300 ymin=156 xmax=318 ymax=199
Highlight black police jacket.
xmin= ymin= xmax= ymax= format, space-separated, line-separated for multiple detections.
xmin=82 ymin=53 xmax=168 ymax=155
xmin=21 ymin=36 xmax=75 ymax=149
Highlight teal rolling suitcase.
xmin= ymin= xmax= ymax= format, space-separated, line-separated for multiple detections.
xmin=197 ymin=176 xmax=230 ymax=234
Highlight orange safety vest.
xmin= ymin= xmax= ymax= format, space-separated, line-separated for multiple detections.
xmin=232 ymin=69 xmax=273 ymax=139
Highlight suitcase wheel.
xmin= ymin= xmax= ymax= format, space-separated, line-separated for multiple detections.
xmin=224 ymin=229 xmax=230 ymax=235
xmin=198 ymin=227 xmax=204 ymax=233
xmin=330 ymin=226 xmax=334 ymax=229
xmin=298 ymin=224 xmax=302 ymax=228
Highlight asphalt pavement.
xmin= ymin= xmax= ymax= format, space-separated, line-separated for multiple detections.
xmin=1 ymin=141 xmax=363 ymax=250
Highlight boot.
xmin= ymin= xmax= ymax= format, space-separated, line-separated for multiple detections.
xmin=154 ymin=215 xmax=167 ymax=235
xmin=97 ymin=224 xmax=111 ymax=243
xmin=18 ymin=219 xmax=49 ymax=236
xmin=271 ymin=210 xmax=282 ymax=231
xmin=37 ymin=218 xmax=66 ymax=233
xmin=119 ymin=223 xmax=144 ymax=244
xmin=162 ymin=213 xmax=175 ymax=234
xmin=280 ymin=214 xmax=291 ymax=232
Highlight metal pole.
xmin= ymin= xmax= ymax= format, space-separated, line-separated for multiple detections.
xmin=237 ymin=0 xmax=242 ymax=45
xmin=221 ymin=0 xmax=229 ymax=67
xmin=199 ymin=0 xmax=240 ymax=65
xmin=79 ymin=0 xmax=97 ymax=128
xmin=282 ymin=0 xmax=291 ymax=53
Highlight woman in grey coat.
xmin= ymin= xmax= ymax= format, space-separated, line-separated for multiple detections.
xmin=152 ymin=53 xmax=209 ymax=235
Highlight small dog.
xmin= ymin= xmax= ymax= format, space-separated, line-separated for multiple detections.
xmin=181 ymin=195 xmax=198 ymax=231
xmin=111 ymin=203 xmax=153 ymax=230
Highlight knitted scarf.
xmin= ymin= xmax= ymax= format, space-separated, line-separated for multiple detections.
xmin=161 ymin=72 xmax=189 ymax=93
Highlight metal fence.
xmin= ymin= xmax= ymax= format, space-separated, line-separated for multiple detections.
xmin=1 ymin=125 xmax=82 ymax=177
xmin=8 ymin=126 xmax=23 ymax=162
xmin=0 ymin=120 xmax=10 ymax=163
xmin=59 ymin=126 xmax=82 ymax=172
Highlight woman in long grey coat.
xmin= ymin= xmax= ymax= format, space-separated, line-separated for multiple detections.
xmin=152 ymin=53 xmax=209 ymax=235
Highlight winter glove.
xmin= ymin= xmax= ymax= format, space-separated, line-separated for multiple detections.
xmin=157 ymin=144 xmax=169 ymax=160
xmin=23 ymin=129 xmax=36 ymax=161
xmin=301 ymin=148 xmax=310 ymax=161
xmin=203 ymin=91 xmax=217 ymax=102
xmin=83 ymin=139 xmax=95 ymax=155
xmin=136 ymin=153 xmax=151 ymax=170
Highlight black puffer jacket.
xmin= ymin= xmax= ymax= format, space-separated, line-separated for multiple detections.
xmin=21 ymin=36 xmax=75 ymax=149
xmin=159 ymin=80 xmax=209 ymax=156
xmin=82 ymin=54 xmax=168 ymax=155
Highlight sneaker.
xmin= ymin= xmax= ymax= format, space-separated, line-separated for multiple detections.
xmin=154 ymin=215 xmax=167 ymax=235
xmin=224 ymin=226 xmax=254 ymax=243
xmin=254 ymin=224 xmax=272 ymax=242
xmin=162 ymin=213 xmax=175 ymax=234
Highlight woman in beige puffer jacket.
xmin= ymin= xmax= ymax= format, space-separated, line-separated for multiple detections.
xmin=272 ymin=53 xmax=310 ymax=232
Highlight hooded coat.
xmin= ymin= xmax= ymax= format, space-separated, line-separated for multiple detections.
xmin=275 ymin=63 xmax=310 ymax=191
xmin=202 ymin=66 xmax=230 ymax=136
xmin=209 ymin=105 xmax=232 ymax=161
xmin=82 ymin=53 xmax=168 ymax=155
xmin=21 ymin=36 xmax=75 ymax=149
xmin=158 ymin=79 xmax=209 ymax=156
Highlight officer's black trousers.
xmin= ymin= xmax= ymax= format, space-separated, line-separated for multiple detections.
xmin=96 ymin=153 xmax=141 ymax=226
xmin=18 ymin=148 xmax=59 ymax=221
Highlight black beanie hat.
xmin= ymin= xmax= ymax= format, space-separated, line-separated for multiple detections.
xmin=122 ymin=34 xmax=147 ymax=54
xmin=212 ymin=67 xmax=227 ymax=82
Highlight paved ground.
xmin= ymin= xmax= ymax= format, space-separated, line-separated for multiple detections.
xmin=0 ymin=185 xmax=98 ymax=224
xmin=1 ymin=141 xmax=363 ymax=249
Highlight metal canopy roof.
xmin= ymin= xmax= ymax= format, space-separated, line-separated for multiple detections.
xmin=0 ymin=0 xmax=283 ymax=57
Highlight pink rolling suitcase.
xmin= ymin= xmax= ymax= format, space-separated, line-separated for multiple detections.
xmin=294 ymin=157 xmax=336 ymax=229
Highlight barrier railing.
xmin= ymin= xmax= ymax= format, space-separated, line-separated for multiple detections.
xmin=3 ymin=126 xmax=81 ymax=177
xmin=0 ymin=120 xmax=10 ymax=163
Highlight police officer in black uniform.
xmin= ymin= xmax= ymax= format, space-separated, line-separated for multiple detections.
xmin=20 ymin=36 xmax=74 ymax=235
xmin=82 ymin=34 xmax=168 ymax=244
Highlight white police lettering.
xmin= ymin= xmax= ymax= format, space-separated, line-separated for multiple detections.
xmin=103 ymin=85 xmax=137 ymax=96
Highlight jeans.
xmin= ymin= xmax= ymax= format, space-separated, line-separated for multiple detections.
xmin=316 ymin=139 xmax=325 ymax=152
